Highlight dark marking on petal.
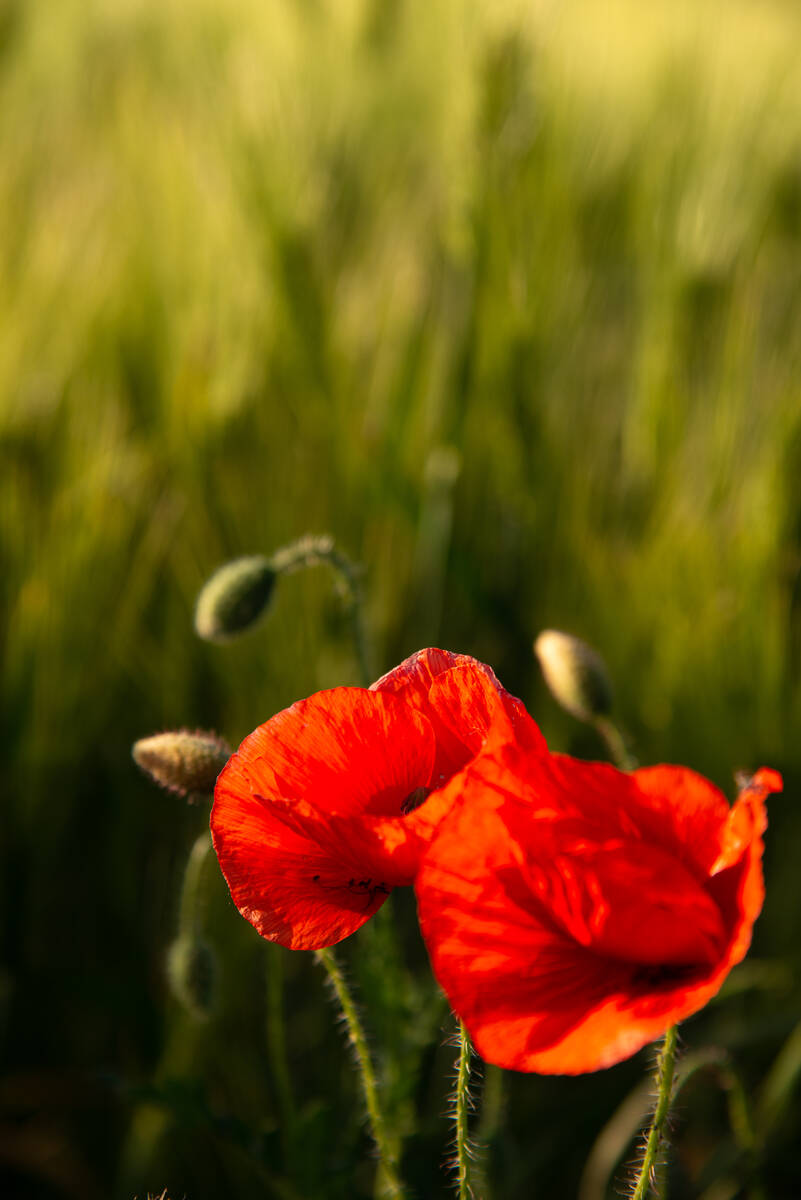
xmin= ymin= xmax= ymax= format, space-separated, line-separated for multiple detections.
xmin=631 ymin=963 xmax=699 ymax=990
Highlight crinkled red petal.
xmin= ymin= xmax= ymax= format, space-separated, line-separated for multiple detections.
xmin=229 ymin=688 xmax=436 ymax=817
xmin=212 ymin=688 xmax=437 ymax=949
xmin=416 ymin=748 xmax=780 ymax=1073
xmin=373 ymin=647 xmax=545 ymax=783
xmin=211 ymin=793 xmax=396 ymax=949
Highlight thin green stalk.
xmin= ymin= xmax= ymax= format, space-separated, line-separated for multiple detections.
xmin=454 ymin=1020 xmax=473 ymax=1200
xmin=673 ymin=1049 xmax=765 ymax=1200
xmin=631 ymin=1026 xmax=678 ymax=1200
xmin=178 ymin=832 xmax=212 ymax=937
xmin=315 ymin=947 xmax=404 ymax=1199
xmin=719 ymin=1063 xmax=766 ymax=1200
xmin=270 ymin=535 xmax=371 ymax=685
xmin=323 ymin=542 xmax=372 ymax=688
xmin=594 ymin=715 xmax=635 ymax=772
xmin=266 ymin=948 xmax=297 ymax=1170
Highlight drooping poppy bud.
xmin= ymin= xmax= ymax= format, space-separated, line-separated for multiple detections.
xmin=132 ymin=730 xmax=231 ymax=799
xmin=534 ymin=629 xmax=613 ymax=724
xmin=166 ymin=935 xmax=216 ymax=1019
xmin=194 ymin=555 xmax=277 ymax=642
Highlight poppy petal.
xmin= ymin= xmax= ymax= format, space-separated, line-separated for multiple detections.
xmin=416 ymin=744 xmax=776 ymax=1073
xmin=229 ymin=688 xmax=436 ymax=818
xmin=212 ymin=688 xmax=437 ymax=948
xmin=374 ymin=647 xmax=545 ymax=783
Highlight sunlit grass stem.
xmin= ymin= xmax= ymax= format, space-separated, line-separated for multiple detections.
xmin=315 ymin=947 xmax=404 ymax=1199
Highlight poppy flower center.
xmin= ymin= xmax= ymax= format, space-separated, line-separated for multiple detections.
xmin=401 ymin=786 xmax=433 ymax=815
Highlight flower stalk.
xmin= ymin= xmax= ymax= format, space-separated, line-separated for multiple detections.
xmin=167 ymin=832 xmax=216 ymax=1018
xmin=594 ymin=714 xmax=635 ymax=772
xmin=454 ymin=1019 xmax=473 ymax=1200
xmin=631 ymin=1026 xmax=678 ymax=1200
xmin=266 ymin=948 xmax=298 ymax=1171
xmin=177 ymin=832 xmax=213 ymax=938
xmin=270 ymin=535 xmax=371 ymax=686
xmin=315 ymin=947 xmax=404 ymax=1199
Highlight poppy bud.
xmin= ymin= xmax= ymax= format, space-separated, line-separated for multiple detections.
xmin=132 ymin=730 xmax=231 ymax=799
xmin=534 ymin=629 xmax=613 ymax=723
xmin=194 ymin=555 xmax=277 ymax=642
xmin=166 ymin=935 xmax=216 ymax=1019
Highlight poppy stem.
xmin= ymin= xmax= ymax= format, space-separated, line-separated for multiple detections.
xmin=178 ymin=832 xmax=212 ymax=938
xmin=594 ymin=715 xmax=635 ymax=772
xmin=324 ymin=543 xmax=372 ymax=688
xmin=631 ymin=1025 xmax=678 ymax=1200
xmin=454 ymin=1019 xmax=473 ymax=1200
xmin=270 ymin=535 xmax=372 ymax=686
xmin=315 ymin=947 xmax=404 ymax=1199
xmin=265 ymin=947 xmax=298 ymax=1172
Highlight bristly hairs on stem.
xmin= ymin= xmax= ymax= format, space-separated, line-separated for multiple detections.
xmin=625 ymin=1026 xmax=680 ymax=1200
xmin=314 ymin=947 xmax=405 ymax=1200
xmin=444 ymin=1017 xmax=484 ymax=1199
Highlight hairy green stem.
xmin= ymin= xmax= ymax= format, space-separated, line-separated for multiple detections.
xmin=315 ymin=947 xmax=403 ymax=1199
xmin=632 ymin=1026 xmax=678 ymax=1200
xmin=455 ymin=1020 xmax=473 ymax=1200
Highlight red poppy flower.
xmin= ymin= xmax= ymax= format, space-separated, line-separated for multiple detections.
xmin=415 ymin=742 xmax=781 ymax=1074
xmin=211 ymin=648 xmax=544 ymax=950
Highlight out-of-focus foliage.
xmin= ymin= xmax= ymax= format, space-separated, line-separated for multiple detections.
xmin=2 ymin=0 xmax=801 ymax=1196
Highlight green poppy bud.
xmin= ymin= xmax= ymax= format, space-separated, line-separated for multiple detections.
xmin=132 ymin=730 xmax=231 ymax=799
xmin=194 ymin=555 xmax=277 ymax=642
xmin=534 ymin=630 xmax=613 ymax=723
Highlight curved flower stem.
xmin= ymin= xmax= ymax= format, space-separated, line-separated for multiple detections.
xmin=315 ymin=947 xmax=404 ymax=1199
xmin=270 ymin=535 xmax=371 ymax=686
xmin=632 ymin=1026 xmax=678 ymax=1200
xmin=323 ymin=543 xmax=372 ymax=688
xmin=454 ymin=1019 xmax=473 ymax=1200
xmin=594 ymin=715 xmax=635 ymax=772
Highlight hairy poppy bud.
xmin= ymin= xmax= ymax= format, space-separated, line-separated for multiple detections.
xmin=132 ymin=730 xmax=231 ymax=799
xmin=534 ymin=630 xmax=613 ymax=723
xmin=194 ymin=555 xmax=277 ymax=642
xmin=166 ymin=935 xmax=216 ymax=1019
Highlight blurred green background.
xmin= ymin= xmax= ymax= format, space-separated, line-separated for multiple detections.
xmin=3 ymin=0 xmax=801 ymax=1195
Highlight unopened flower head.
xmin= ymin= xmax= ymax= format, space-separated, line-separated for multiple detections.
xmin=534 ymin=629 xmax=613 ymax=723
xmin=132 ymin=729 xmax=231 ymax=799
xmin=194 ymin=555 xmax=277 ymax=642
